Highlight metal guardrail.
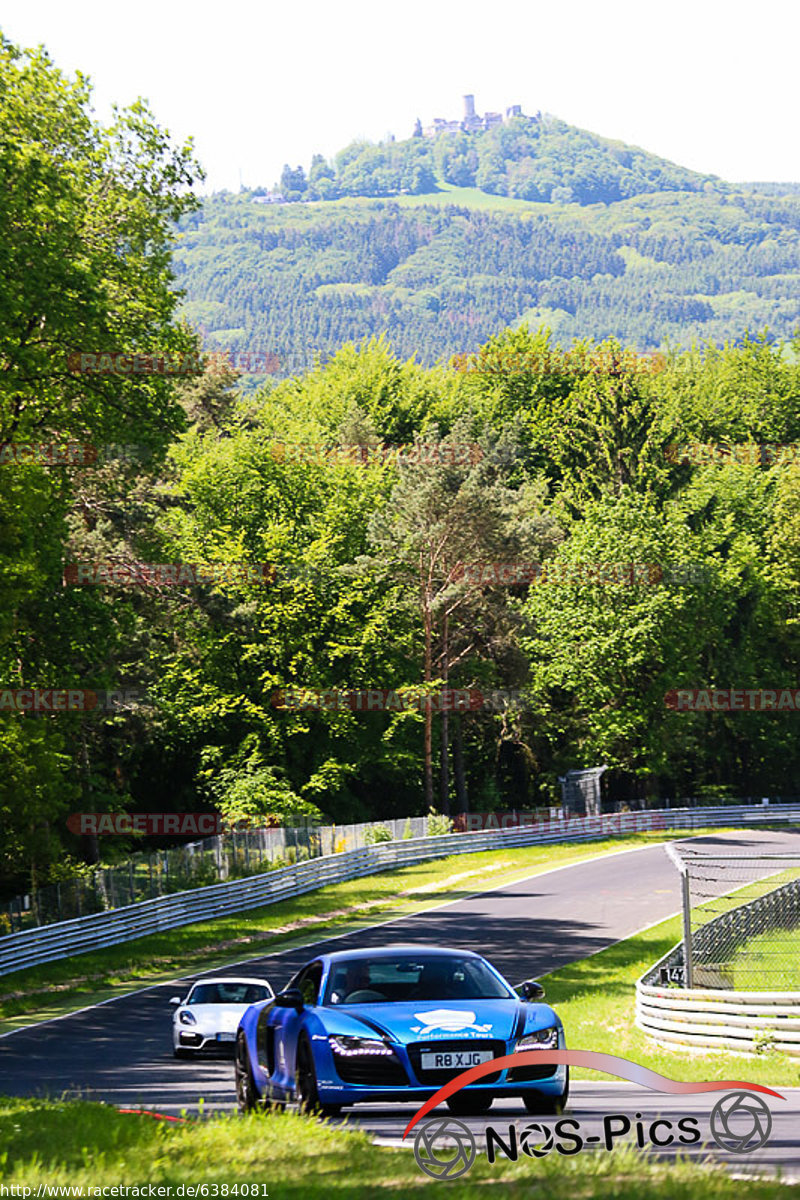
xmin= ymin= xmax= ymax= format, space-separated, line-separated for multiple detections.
xmin=636 ymin=972 xmax=800 ymax=1057
xmin=2 ymin=803 xmax=799 ymax=978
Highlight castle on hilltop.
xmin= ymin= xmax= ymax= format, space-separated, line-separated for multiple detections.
xmin=422 ymin=94 xmax=539 ymax=138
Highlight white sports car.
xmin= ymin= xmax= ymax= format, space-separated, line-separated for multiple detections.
xmin=171 ymin=976 xmax=274 ymax=1057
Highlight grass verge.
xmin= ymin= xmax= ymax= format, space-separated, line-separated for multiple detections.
xmin=1 ymin=1098 xmax=797 ymax=1197
xmin=1 ymin=831 xmax=693 ymax=1031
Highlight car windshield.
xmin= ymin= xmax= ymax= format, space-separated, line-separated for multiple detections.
xmin=187 ymin=983 xmax=269 ymax=1005
xmin=325 ymin=956 xmax=514 ymax=1004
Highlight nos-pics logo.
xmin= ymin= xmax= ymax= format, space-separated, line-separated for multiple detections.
xmin=406 ymin=1050 xmax=782 ymax=1180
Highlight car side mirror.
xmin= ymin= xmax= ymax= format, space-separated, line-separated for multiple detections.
xmin=169 ymin=996 xmax=183 ymax=1006
xmin=521 ymin=979 xmax=545 ymax=1002
xmin=274 ymin=987 xmax=304 ymax=1012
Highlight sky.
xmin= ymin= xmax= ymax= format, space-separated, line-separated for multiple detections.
xmin=3 ymin=0 xmax=799 ymax=193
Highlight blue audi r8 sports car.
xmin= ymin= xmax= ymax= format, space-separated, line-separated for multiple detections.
xmin=234 ymin=945 xmax=568 ymax=1117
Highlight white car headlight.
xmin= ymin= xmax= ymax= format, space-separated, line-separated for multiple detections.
xmin=517 ymin=1026 xmax=558 ymax=1049
xmin=329 ymin=1035 xmax=393 ymax=1056
xmin=179 ymin=1010 xmax=197 ymax=1026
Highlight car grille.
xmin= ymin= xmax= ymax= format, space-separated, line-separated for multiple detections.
xmin=179 ymin=1032 xmax=203 ymax=1046
xmin=507 ymin=1062 xmax=558 ymax=1082
xmin=332 ymin=1050 xmax=408 ymax=1086
xmin=407 ymin=1040 xmax=506 ymax=1085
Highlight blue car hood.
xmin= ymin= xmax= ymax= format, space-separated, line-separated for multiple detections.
xmin=320 ymin=999 xmax=556 ymax=1043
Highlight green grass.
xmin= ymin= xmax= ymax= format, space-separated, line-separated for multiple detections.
xmin=542 ymin=914 xmax=800 ymax=1087
xmin=293 ymin=184 xmax=558 ymax=215
xmin=1 ymin=1097 xmax=797 ymax=1197
xmin=393 ymin=184 xmax=553 ymax=213
xmin=688 ymin=866 xmax=800 ymax=990
xmin=729 ymin=924 xmax=800 ymax=991
xmin=0 ymin=832 xmax=689 ymax=1031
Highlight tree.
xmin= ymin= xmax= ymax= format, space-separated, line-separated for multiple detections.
xmin=279 ymin=163 xmax=306 ymax=198
xmin=0 ymin=34 xmax=202 ymax=889
xmin=0 ymin=36 xmax=202 ymax=454
xmin=309 ymin=153 xmax=335 ymax=183
xmin=366 ymin=422 xmax=554 ymax=810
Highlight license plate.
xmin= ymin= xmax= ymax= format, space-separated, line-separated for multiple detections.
xmin=216 ymin=1032 xmax=236 ymax=1042
xmin=420 ymin=1049 xmax=494 ymax=1070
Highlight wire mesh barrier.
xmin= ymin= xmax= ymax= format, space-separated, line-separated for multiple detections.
xmin=663 ymin=847 xmax=800 ymax=990
xmin=0 ymin=816 xmax=429 ymax=935
xmin=636 ymin=841 xmax=800 ymax=1057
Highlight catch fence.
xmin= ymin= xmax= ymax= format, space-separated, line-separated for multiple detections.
xmin=667 ymin=845 xmax=800 ymax=990
xmin=637 ymin=841 xmax=800 ymax=1055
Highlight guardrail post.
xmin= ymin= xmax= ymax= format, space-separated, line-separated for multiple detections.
xmin=680 ymin=867 xmax=694 ymax=988
xmin=665 ymin=843 xmax=694 ymax=988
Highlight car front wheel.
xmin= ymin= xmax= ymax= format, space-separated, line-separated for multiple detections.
xmin=522 ymin=1070 xmax=569 ymax=1115
xmin=235 ymin=1035 xmax=259 ymax=1113
xmin=295 ymin=1037 xmax=341 ymax=1118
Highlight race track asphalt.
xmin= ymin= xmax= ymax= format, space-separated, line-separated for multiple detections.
xmin=2 ymin=828 xmax=798 ymax=1179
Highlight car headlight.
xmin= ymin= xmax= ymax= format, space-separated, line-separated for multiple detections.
xmin=517 ymin=1026 xmax=558 ymax=1049
xmin=179 ymin=1010 xmax=197 ymax=1026
xmin=329 ymin=1035 xmax=393 ymax=1056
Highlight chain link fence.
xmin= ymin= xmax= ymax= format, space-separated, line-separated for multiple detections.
xmin=667 ymin=845 xmax=800 ymax=990
xmin=0 ymin=815 xmax=429 ymax=935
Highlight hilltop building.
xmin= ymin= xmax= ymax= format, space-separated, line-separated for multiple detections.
xmin=422 ymin=95 xmax=537 ymax=139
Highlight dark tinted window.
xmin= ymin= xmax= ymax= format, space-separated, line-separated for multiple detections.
xmin=291 ymin=962 xmax=323 ymax=1006
xmin=325 ymin=956 xmax=513 ymax=1004
xmin=257 ymin=1008 xmax=275 ymax=1075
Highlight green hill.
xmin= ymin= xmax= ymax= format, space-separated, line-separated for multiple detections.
xmin=172 ymin=118 xmax=800 ymax=375
xmin=271 ymin=113 xmax=719 ymax=205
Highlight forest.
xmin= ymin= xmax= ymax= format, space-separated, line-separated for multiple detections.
xmin=175 ymin=187 xmax=800 ymax=372
xmin=3 ymin=34 xmax=800 ymax=898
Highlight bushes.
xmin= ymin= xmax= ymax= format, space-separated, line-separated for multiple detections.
xmin=426 ymin=808 xmax=453 ymax=836
xmin=364 ymin=823 xmax=393 ymax=844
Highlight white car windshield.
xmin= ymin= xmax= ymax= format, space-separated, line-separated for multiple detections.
xmin=187 ymin=983 xmax=269 ymax=1004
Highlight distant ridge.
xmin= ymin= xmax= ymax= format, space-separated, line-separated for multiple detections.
xmin=737 ymin=181 xmax=800 ymax=195
xmin=176 ymin=109 xmax=800 ymax=375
